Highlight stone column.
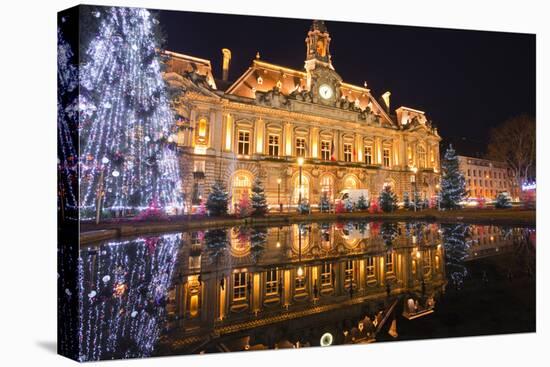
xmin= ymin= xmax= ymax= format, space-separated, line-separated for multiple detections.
xmin=375 ymin=136 xmax=383 ymax=165
xmin=190 ymin=109 xmax=197 ymax=148
xmin=310 ymin=127 xmax=319 ymax=159
xmin=284 ymin=122 xmax=293 ymax=157
xmin=255 ymin=118 xmax=265 ymax=155
xmin=356 ymin=133 xmax=363 ymax=162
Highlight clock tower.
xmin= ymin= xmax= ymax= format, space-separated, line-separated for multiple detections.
xmin=305 ymin=20 xmax=342 ymax=106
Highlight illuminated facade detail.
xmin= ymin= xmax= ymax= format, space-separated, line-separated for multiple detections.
xmin=164 ymin=20 xmax=441 ymax=209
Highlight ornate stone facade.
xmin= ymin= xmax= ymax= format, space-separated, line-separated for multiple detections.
xmin=163 ymin=20 xmax=441 ymax=211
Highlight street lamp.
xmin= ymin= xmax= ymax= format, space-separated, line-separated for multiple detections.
xmin=411 ymin=166 xmax=418 ymax=212
xmin=277 ymin=177 xmax=282 ymax=212
xmin=297 ymin=224 xmax=304 ymax=277
xmin=297 ymin=157 xmax=304 ymax=207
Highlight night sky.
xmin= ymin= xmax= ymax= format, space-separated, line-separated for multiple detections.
xmin=156 ymin=9 xmax=535 ymax=157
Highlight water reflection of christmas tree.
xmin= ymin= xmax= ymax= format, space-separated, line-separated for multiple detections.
xmin=78 ymin=233 xmax=181 ymax=361
xmin=441 ymin=223 xmax=470 ymax=289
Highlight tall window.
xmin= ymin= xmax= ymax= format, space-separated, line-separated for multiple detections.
xmin=295 ymin=270 xmax=306 ymax=291
xmin=265 ymin=268 xmax=278 ymax=296
xmin=321 ymin=140 xmax=331 ymax=161
xmin=233 ymin=272 xmax=247 ymax=301
xmin=238 ymin=130 xmax=250 ymax=155
xmin=321 ymin=262 xmax=332 ymax=287
xmin=343 ymin=143 xmax=352 ymax=162
xmin=268 ymin=134 xmax=279 ymax=157
xmin=383 ymin=148 xmax=391 ymax=167
xmin=365 ymin=146 xmax=373 ymax=165
xmin=296 ymin=137 xmax=306 ymax=157
xmin=345 ymin=260 xmax=354 ymax=285
xmin=385 ymin=253 xmax=394 ymax=273
xmin=366 ymin=257 xmax=375 ymax=277
xmin=418 ymin=146 xmax=426 ymax=168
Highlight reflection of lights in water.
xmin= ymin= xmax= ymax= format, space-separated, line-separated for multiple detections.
xmin=320 ymin=332 xmax=333 ymax=346
xmin=78 ymin=233 xmax=181 ymax=361
xmin=297 ymin=266 xmax=304 ymax=277
xmin=276 ymin=241 xmax=280 ymax=248
xmin=416 ymin=251 xmax=421 ymax=259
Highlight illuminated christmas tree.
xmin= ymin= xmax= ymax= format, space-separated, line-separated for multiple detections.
xmin=79 ymin=7 xmax=182 ymax=218
xmin=250 ymin=177 xmax=268 ymax=216
xmin=440 ymin=145 xmax=467 ymax=210
xmin=57 ymin=26 xmax=79 ymax=220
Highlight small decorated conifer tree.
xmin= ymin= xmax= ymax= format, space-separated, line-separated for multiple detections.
xmin=495 ymin=192 xmax=512 ymax=209
xmin=356 ymin=194 xmax=369 ymax=210
xmin=250 ymin=177 xmax=268 ymax=216
xmin=206 ymin=180 xmax=229 ymax=216
xmin=379 ymin=185 xmax=398 ymax=213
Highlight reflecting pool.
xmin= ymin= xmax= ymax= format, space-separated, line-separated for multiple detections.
xmin=75 ymin=221 xmax=535 ymax=361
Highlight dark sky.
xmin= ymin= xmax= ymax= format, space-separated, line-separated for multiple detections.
xmin=157 ymin=9 xmax=535 ymax=157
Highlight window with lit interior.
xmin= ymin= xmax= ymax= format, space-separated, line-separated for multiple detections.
xmin=238 ymin=130 xmax=250 ymax=155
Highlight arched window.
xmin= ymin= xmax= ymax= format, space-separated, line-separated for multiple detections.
xmin=195 ymin=117 xmax=209 ymax=146
xmin=293 ymin=174 xmax=310 ymax=204
xmin=320 ymin=174 xmax=334 ymax=200
xmin=231 ymin=171 xmax=253 ymax=208
xmin=343 ymin=175 xmax=359 ymax=190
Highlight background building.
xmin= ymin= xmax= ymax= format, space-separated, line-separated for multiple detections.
xmin=164 ymin=20 xmax=441 ymax=211
xmin=458 ymin=155 xmax=520 ymax=201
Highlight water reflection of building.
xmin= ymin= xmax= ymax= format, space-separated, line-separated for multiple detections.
xmin=162 ymin=222 xmax=446 ymax=353
xmin=466 ymin=225 xmax=523 ymax=260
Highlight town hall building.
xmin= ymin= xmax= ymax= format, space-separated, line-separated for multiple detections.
xmin=164 ymin=20 xmax=441 ymax=211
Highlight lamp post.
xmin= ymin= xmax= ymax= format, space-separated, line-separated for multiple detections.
xmin=277 ymin=177 xmax=282 ymax=212
xmin=297 ymin=224 xmax=304 ymax=278
xmin=297 ymin=157 xmax=304 ymax=208
xmin=95 ymin=157 xmax=110 ymax=224
xmin=411 ymin=166 xmax=418 ymax=212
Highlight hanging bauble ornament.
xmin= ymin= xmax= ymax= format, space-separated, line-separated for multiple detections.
xmin=102 ymin=275 xmax=111 ymax=283
xmin=112 ymin=170 xmax=120 ymax=177
xmin=145 ymin=155 xmax=157 ymax=167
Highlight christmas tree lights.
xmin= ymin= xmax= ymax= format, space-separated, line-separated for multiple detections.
xmin=440 ymin=145 xmax=467 ymax=210
xmin=78 ymin=7 xmax=182 ymax=218
xmin=57 ymin=26 xmax=79 ymax=220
